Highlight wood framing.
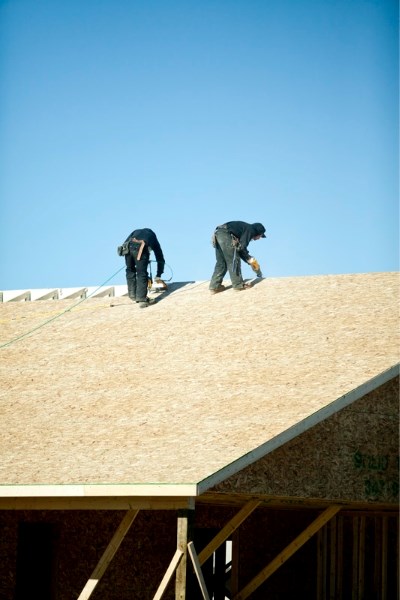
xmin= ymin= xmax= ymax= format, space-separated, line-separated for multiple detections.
xmin=198 ymin=499 xmax=261 ymax=566
xmin=234 ymin=505 xmax=341 ymax=600
xmin=77 ymin=510 xmax=139 ymax=600
xmin=153 ymin=550 xmax=184 ymax=600
xmin=187 ymin=542 xmax=210 ymax=600
xmin=175 ymin=509 xmax=193 ymax=599
xmin=0 ymin=272 xmax=398 ymax=598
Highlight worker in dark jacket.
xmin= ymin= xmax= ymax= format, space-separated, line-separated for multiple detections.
xmin=123 ymin=228 xmax=165 ymax=307
xmin=209 ymin=221 xmax=266 ymax=294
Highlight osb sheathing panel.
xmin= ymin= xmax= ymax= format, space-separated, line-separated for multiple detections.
xmin=0 ymin=272 xmax=398 ymax=487
xmin=212 ymin=377 xmax=399 ymax=505
xmin=0 ymin=509 xmax=179 ymax=600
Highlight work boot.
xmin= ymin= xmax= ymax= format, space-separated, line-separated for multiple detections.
xmin=127 ymin=280 xmax=136 ymax=301
xmin=137 ymin=298 xmax=156 ymax=308
xmin=233 ymin=283 xmax=252 ymax=291
xmin=209 ymin=285 xmax=226 ymax=295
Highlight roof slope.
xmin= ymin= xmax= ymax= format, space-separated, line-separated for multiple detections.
xmin=0 ymin=272 xmax=398 ymax=496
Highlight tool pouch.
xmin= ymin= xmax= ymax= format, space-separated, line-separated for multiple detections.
xmin=230 ymin=234 xmax=241 ymax=250
xmin=117 ymin=242 xmax=130 ymax=256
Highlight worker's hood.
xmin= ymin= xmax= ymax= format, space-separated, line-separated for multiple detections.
xmin=252 ymin=223 xmax=266 ymax=238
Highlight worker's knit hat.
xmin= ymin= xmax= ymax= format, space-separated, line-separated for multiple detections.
xmin=252 ymin=223 xmax=266 ymax=238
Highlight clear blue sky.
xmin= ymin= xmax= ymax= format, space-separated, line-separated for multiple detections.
xmin=0 ymin=0 xmax=398 ymax=290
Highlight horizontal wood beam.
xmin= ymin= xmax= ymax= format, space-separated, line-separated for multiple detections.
xmin=0 ymin=484 xmax=198 ymax=497
xmin=198 ymin=492 xmax=398 ymax=513
xmin=0 ymin=497 xmax=193 ymax=510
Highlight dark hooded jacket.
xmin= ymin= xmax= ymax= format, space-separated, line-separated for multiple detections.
xmin=219 ymin=221 xmax=266 ymax=261
xmin=125 ymin=228 xmax=165 ymax=275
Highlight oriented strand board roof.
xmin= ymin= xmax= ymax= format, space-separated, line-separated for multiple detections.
xmin=0 ymin=272 xmax=398 ymax=497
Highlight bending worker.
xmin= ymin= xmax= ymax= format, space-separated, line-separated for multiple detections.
xmin=209 ymin=221 xmax=266 ymax=294
xmin=122 ymin=228 xmax=165 ymax=308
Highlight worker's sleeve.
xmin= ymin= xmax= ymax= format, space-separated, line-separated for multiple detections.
xmin=238 ymin=229 xmax=253 ymax=262
xmin=152 ymin=238 xmax=165 ymax=277
xmin=238 ymin=247 xmax=251 ymax=262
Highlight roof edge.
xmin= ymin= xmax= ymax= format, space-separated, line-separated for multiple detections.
xmin=198 ymin=364 xmax=400 ymax=495
xmin=0 ymin=483 xmax=199 ymax=498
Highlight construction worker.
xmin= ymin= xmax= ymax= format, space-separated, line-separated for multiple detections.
xmin=122 ymin=228 xmax=165 ymax=308
xmin=209 ymin=221 xmax=266 ymax=294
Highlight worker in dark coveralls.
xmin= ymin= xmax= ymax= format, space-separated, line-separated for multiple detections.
xmin=124 ymin=228 xmax=165 ymax=307
xmin=209 ymin=221 xmax=266 ymax=294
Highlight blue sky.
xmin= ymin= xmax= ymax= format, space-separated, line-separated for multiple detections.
xmin=0 ymin=0 xmax=398 ymax=290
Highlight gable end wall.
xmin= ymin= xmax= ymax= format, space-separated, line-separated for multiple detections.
xmin=212 ymin=377 xmax=399 ymax=505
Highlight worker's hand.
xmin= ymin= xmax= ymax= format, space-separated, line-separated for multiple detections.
xmin=153 ymin=277 xmax=168 ymax=290
xmin=248 ymin=257 xmax=263 ymax=277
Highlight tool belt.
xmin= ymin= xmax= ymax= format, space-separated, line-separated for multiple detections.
xmin=131 ymin=238 xmax=146 ymax=260
xmin=214 ymin=225 xmax=241 ymax=249
xmin=117 ymin=238 xmax=147 ymax=259
xmin=117 ymin=242 xmax=130 ymax=256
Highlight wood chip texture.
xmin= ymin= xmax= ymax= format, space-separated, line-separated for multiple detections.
xmin=0 ymin=272 xmax=398 ymax=491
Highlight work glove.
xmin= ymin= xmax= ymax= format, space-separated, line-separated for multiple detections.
xmin=248 ymin=257 xmax=263 ymax=278
xmin=153 ymin=277 xmax=168 ymax=290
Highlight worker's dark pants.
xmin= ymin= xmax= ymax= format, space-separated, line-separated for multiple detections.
xmin=125 ymin=244 xmax=150 ymax=302
xmin=209 ymin=229 xmax=244 ymax=290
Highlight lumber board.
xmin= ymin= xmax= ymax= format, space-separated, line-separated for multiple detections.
xmin=77 ymin=509 xmax=139 ymax=600
xmin=175 ymin=510 xmax=192 ymax=600
xmin=234 ymin=504 xmax=341 ymax=600
xmin=198 ymin=499 xmax=260 ymax=565
xmin=153 ymin=549 xmax=183 ymax=600
xmin=187 ymin=542 xmax=210 ymax=600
